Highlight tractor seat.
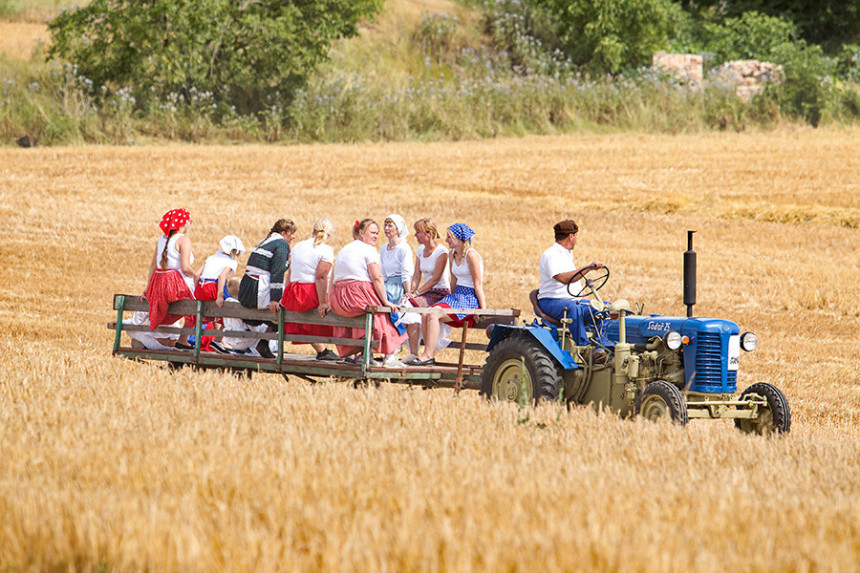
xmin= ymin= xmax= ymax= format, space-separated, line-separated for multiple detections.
xmin=528 ymin=289 xmax=564 ymax=328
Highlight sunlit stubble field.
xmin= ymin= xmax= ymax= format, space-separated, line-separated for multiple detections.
xmin=1 ymin=129 xmax=859 ymax=571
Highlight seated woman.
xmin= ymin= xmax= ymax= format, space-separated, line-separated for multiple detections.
xmin=193 ymin=234 xmax=246 ymax=352
xmin=406 ymin=223 xmax=485 ymax=366
xmin=143 ymin=208 xmax=200 ymax=347
xmin=239 ymin=218 xmax=296 ymax=357
xmin=330 ymin=218 xmax=406 ymax=365
xmin=280 ymin=217 xmax=340 ymax=361
xmin=404 ymin=217 xmax=451 ymax=358
xmin=380 ymin=214 xmax=418 ymax=367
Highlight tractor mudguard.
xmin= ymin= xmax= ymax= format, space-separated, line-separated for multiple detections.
xmin=486 ymin=323 xmax=579 ymax=370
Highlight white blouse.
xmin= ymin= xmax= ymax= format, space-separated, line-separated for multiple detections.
xmin=416 ymin=244 xmax=450 ymax=291
xmin=333 ymin=240 xmax=381 ymax=283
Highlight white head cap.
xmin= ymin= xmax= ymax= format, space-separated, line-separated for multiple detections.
xmin=219 ymin=235 xmax=246 ymax=255
xmin=385 ymin=214 xmax=409 ymax=239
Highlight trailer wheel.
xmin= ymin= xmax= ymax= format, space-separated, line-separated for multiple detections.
xmin=635 ymin=380 xmax=688 ymax=425
xmin=480 ymin=335 xmax=563 ymax=403
xmin=734 ymin=382 xmax=791 ymax=435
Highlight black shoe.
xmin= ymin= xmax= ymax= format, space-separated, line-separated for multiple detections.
xmin=257 ymin=340 xmax=275 ymax=359
xmin=405 ymin=356 xmax=435 ymax=366
xmin=210 ymin=341 xmax=229 ymax=354
xmin=316 ymin=349 xmax=340 ymax=361
xmin=174 ymin=341 xmax=193 ymax=350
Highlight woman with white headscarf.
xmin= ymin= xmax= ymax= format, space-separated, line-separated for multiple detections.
xmin=380 ymin=214 xmax=415 ymax=307
xmin=379 ymin=214 xmax=417 ymax=367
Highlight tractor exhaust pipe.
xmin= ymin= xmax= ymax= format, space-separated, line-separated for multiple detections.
xmin=684 ymin=230 xmax=696 ymax=318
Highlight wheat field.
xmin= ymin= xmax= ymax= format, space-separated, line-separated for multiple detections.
xmin=1 ymin=129 xmax=859 ymax=571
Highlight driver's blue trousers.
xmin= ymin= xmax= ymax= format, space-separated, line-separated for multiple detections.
xmin=537 ymin=298 xmax=612 ymax=347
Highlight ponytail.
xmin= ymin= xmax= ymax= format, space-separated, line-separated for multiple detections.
xmin=160 ymin=230 xmax=177 ymax=270
xmin=312 ymin=217 xmax=333 ymax=247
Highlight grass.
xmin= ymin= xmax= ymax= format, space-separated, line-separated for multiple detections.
xmin=2 ymin=0 xmax=859 ymax=145
xmin=1 ymin=131 xmax=859 ymax=570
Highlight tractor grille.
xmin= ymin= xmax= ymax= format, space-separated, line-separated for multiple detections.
xmin=691 ymin=332 xmax=736 ymax=393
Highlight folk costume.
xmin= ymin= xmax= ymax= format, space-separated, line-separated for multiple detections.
xmin=144 ymin=209 xmax=195 ymax=330
xmin=330 ymin=239 xmax=408 ymax=357
xmin=434 ymin=223 xmax=482 ymax=327
xmin=239 ymin=232 xmax=290 ymax=309
xmin=280 ymin=237 xmax=335 ymax=340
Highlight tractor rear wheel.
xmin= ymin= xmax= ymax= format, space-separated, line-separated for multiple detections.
xmin=480 ymin=335 xmax=563 ymax=404
xmin=635 ymin=380 xmax=688 ymax=425
xmin=734 ymin=382 xmax=791 ymax=435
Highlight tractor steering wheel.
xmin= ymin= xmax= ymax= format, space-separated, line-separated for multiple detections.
xmin=568 ymin=264 xmax=610 ymax=299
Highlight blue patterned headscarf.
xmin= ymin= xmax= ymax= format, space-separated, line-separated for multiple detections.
xmin=449 ymin=223 xmax=475 ymax=242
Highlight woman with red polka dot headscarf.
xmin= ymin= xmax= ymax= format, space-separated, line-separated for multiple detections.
xmin=143 ymin=208 xmax=200 ymax=343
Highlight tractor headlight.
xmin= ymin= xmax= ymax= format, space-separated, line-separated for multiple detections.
xmin=665 ymin=331 xmax=683 ymax=350
xmin=740 ymin=331 xmax=757 ymax=352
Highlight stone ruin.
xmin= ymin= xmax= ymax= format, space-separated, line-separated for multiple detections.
xmin=711 ymin=60 xmax=784 ymax=100
xmin=652 ymin=52 xmax=783 ymax=100
xmin=652 ymin=51 xmax=704 ymax=84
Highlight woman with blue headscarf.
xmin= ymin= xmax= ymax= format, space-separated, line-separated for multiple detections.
xmin=405 ymin=223 xmax=485 ymax=366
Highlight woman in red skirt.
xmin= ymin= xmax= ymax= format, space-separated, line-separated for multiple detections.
xmin=280 ymin=218 xmax=340 ymax=361
xmin=330 ymin=218 xmax=406 ymax=362
xmin=144 ymin=208 xmax=199 ymax=347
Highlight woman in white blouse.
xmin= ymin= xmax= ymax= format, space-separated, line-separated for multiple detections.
xmin=280 ymin=217 xmax=340 ymax=361
xmin=404 ymin=217 xmax=451 ymax=358
xmin=330 ymin=218 xmax=406 ymax=365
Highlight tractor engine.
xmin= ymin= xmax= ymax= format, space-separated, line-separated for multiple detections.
xmin=605 ymin=315 xmax=750 ymax=394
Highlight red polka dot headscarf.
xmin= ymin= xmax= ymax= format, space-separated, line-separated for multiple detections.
xmin=159 ymin=209 xmax=190 ymax=234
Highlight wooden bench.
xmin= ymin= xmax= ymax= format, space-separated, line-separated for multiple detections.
xmin=109 ymin=294 xmax=520 ymax=391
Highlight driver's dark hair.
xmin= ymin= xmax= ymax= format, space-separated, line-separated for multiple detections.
xmin=554 ymin=229 xmax=578 ymax=242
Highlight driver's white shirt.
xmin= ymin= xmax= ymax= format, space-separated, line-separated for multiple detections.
xmin=538 ymin=241 xmax=582 ymax=300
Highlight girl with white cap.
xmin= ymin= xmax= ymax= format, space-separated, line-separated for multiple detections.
xmin=193 ymin=234 xmax=247 ymax=351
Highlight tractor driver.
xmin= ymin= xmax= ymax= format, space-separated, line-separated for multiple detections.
xmin=537 ymin=219 xmax=610 ymax=347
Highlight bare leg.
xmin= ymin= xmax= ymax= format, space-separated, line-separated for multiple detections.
xmin=311 ymin=343 xmax=325 ymax=353
xmin=419 ymin=315 xmax=442 ymax=360
xmin=406 ymin=323 xmax=421 ymax=355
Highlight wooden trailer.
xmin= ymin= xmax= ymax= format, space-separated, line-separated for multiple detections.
xmin=109 ymin=294 xmax=521 ymax=391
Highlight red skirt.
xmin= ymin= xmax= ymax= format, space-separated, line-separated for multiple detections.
xmin=330 ymin=281 xmax=407 ymax=356
xmin=145 ymin=269 xmax=194 ymax=329
xmin=281 ymin=282 xmax=333 ymax=341
xmin=435 ymin=302 xmax=474 ymax=328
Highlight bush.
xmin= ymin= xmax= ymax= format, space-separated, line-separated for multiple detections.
xmin=533 ymin=0 xmax=688 ymax=74
xmin=47 ymin=0 xmax=384 ymax=115
xmin=764 ymin=41 xmax=836 ymax=126
xmin=699 ymin=11 xmax=797 ymax=66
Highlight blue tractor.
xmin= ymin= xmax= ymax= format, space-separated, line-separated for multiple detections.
xmin=480 ymin=232 xmax=791 ymax=434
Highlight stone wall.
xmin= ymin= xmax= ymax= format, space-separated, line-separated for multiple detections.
xmin=711 ymin=60 xmax=784 ymax=100
xmin=652 ymin=51 xmax=704 ymax=83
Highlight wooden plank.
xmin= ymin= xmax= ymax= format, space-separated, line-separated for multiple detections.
xmin=113 ymin=294 xmax=366 ymax=327
xmin=367 ymin=306 xmax=521 ymax=317
xmin=113 ymin=323 xmax=377 ymax=348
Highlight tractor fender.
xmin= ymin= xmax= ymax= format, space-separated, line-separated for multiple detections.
xmin=486 ymin=323 xmax=579 ymax=370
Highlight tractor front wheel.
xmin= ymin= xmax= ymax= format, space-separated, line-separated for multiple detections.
xmin=734 ymin=382 xmax=791 ymax=435
xmin=635 ymin=380 xmax=688 ymax=425
xmin=480 ymin=335 xmax=563 ymax=404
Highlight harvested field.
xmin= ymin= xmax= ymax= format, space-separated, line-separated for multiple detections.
xmin=1 ymin=130 xmax=859 ymax=571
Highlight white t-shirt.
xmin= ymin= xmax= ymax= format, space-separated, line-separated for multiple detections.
xmin=290 ymin=238 xmax=335 ymax=284
xmin=381 ymin=241 xmax=414 ymax=284
xmin=200 ymin=251 xmax=238 ymax=281
xmin=416 ymin=244 xmax=450 ymax=291
xmin=333 ymin=240 xmax=381 ymax=283
xmin=538 ymin=241 xmax=581 ymax=300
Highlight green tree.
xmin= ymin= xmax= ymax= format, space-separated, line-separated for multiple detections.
xmin=680 ymin=0 xmax=860 ymax=52
xmin=47 ymin=0 xmax=383 ymax=114
xmin=533 ymin=0 xmax=688 ymax=73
